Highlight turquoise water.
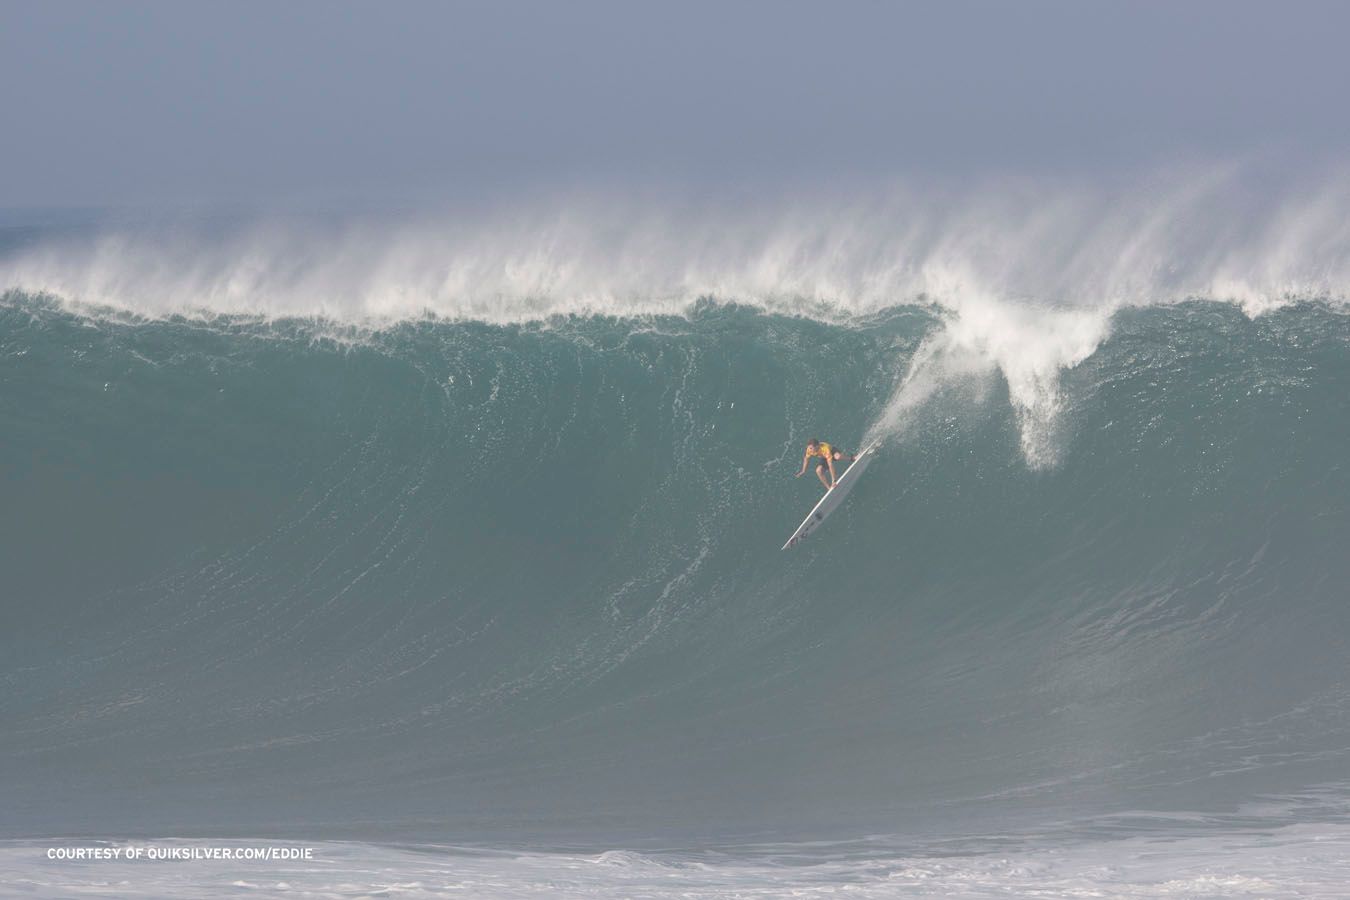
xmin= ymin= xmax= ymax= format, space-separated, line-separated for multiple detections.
xmin=5 ymin=290 xmax=1348 ymax=830
xmin=2 ymin=206 xmax=1349 ymax=894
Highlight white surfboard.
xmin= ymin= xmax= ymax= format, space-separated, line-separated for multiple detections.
xmin=782 ymin=440 xmax=880 ymax=550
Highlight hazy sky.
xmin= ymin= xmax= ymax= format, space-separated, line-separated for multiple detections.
xmin=4 ymin=1 xmax=1349 ymax=208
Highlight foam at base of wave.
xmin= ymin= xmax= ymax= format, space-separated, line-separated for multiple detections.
xmin=6 ymin=815 xmax=1350 ymax=898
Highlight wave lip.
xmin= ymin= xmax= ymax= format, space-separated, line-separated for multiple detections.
xmin=4 ymin=169 xmax=1350 ymax=325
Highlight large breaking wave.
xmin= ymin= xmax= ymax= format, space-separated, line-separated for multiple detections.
xmin=2 ymin=180 xmax=1349 ymax=865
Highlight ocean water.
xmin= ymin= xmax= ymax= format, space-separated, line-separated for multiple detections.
xmin=2 ymin=195 xmax=1349 ymax=896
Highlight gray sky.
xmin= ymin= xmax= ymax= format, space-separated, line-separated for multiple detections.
xmin=4 ymin=1 xmax=1349 ymax=209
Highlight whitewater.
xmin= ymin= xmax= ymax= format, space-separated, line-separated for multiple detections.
xmin=3 ymin=179 xmax=1350 ymax=897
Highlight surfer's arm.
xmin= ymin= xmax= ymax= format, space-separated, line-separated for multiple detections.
xmin=795 ymin=452 xmax=810 ymax=477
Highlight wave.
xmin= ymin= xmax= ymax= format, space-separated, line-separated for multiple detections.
xmin=3 ymin=289 xmax=1348 ymax=847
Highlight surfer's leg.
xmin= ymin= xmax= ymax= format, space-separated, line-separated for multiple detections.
xmin=816 ymin=463 xmax=831 ymax=489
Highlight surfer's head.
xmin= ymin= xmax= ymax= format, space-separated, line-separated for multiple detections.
xmin=807 ymin=439 xmax=819 ymax=451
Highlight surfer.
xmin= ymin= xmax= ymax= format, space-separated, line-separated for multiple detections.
xmin=795 ymin=438 xmax=856 ymax=491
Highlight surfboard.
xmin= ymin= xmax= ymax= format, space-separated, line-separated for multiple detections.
xmin=782 ymin=440 xmax=880 ymax=550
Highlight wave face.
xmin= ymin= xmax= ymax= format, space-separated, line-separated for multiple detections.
xmin=3 ymin=271 xmax=1348 ymax=847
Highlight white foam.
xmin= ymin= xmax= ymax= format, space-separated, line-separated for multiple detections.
xmin=5 ymin=820 xmax=1350 ymax=898
xmin=866 ymin=292 xmax=1108 ymax=467
xmin=4 ymin=168 xmax=1349 ymax=325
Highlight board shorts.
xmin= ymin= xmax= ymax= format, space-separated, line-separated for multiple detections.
xmin=819 ymin=450 xmax=848 ymax=465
